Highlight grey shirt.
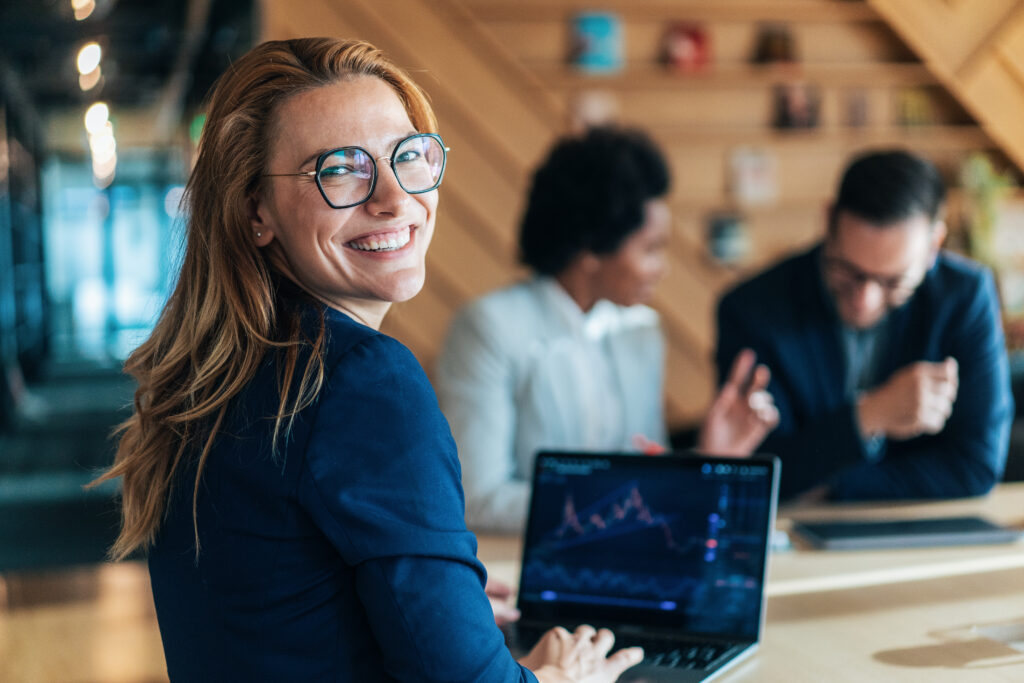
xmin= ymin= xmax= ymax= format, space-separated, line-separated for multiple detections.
xmin=820 ymin=259 xmax=892 ymax=460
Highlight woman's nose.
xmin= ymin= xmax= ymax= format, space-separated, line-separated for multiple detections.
xmin=364 ymin=163 xmax=410 ymax=215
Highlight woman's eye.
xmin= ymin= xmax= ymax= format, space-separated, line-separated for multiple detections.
xmin=395 ymin=150 xmax=422 ymax=164
xmin=321 ymin=165 xmax=353 ymax=176
xmin=320 ymin=165 xmax=371 ymax=180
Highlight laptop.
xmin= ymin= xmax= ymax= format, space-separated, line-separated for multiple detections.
xmin=508 ymin=451 xmax=780 ymax=682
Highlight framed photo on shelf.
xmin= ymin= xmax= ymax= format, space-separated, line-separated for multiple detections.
xmin=844 ymin=88 xmax=869 ymax=128
xmin=706 ymin=212 xmax=751 ymax=266
xmin=568 ymin=11 xmax=623 ymax=74
xmin=772 ymin=81 xmax=821 ymax=129
xmin=894 ymin=87 xmax=935 ymax=126
xmin=659 ymin=22 xmax=710 ymax=73
xmin=729 ymin=146 xmax=778 ymax=206
xmin=751 ymin=23 xmax=797 ymax=64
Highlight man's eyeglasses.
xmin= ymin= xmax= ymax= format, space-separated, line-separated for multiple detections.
xmin=264 ymin=133 xmax=448 ymax=209
xmin=822 ymin=254 xmax=925 ymax=299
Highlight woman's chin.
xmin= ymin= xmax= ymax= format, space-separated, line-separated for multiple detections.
xmin=382 ymin=273 xmax=426 ymax=304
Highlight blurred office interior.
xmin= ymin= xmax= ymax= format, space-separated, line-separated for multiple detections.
xmin=0 ymin=0 xmax=255 ymax=571
xmin=3 ymin=0 xmax=1024 ymax=678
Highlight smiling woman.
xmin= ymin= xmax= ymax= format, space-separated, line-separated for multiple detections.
xmin=91 ymin=37 xmax=642 ymax=682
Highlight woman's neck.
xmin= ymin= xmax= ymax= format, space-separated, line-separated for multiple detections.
xmin=327 ymin=299 xmax=390 ymax=330
xmin=272 ymin=262 xmax=390 ymax=330
xmin=554 ymin=266 xmax=598 ymax=314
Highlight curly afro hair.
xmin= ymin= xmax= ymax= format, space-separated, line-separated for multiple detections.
xmin=519 ymin=126 xmax=670 ymax=276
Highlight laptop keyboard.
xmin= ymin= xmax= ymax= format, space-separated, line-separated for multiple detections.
xmin=615 ymin=635 xmax=736 ymax=670
xmin=515 ymin=626 xmax=737 ymax=671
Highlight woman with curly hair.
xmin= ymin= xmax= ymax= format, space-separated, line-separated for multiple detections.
xmin=437 ymin=127 xmax=778 ymax=533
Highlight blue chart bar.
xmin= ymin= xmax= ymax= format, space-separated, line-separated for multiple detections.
xmin=537 ymin=590 xmax=678 ymax=611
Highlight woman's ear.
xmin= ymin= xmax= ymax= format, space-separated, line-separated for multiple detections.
xmin=248 ymin=194 xmax=276 ymax=247
xmin=926 ymin=218 xmax=947 ymax=268
xmin=930 ymin=219 xmax=948 ymax=251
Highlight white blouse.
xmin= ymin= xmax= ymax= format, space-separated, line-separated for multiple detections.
xmin=435 ymin=277 xmax=666 ymax=533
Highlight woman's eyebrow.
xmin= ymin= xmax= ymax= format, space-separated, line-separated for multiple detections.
xmin=297 ymin=132 xmax=421 ymax=169
xmin=299 ymin=148 xmax=332 ymax=169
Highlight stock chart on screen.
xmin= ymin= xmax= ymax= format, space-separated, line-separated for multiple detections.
xmin=519 ymin=456 xmax=773 ymax=637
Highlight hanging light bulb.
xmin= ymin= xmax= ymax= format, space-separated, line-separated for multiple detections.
xmin=72 ymin=0 xmax=96 ymax=21
xmin=84 ymin=102 xmax=109 ymax=134
xmin=76 ymin=42 xmax=102 ymax=75
xmin=79 ymin=65 xmax=102 ymax=91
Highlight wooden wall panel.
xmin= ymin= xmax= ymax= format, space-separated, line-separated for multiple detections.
xmin=663 ymin=148 xmax=728 ymax=205
xmin=999 ymin=14 xmax=1024 ymax=87
xmin=615 ymin=89 xmax=775 ymax=129
xmin=864 ymin=0 xmax=1019 ymax=73
xmin=868 ymin=0 xmax=1024 ymax=176
xmin=960 ymin=59 xmax=1024 ymax=175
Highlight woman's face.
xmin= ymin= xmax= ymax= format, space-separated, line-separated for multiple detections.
xmin=592 ymin=199 xmax=671 ymax=307
xmin=252 ymin=77 xmax=437 ymax=326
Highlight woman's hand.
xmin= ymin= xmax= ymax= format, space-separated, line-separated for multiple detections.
xmin=519 ymin=624 xmax=644 ymax=683
xmin=485 ymin=577 xmax=521 ymax=626
xmin=698 ymin=348 xmax=779 ymax=457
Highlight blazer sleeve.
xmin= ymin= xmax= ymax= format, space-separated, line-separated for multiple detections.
xmin=298 ymin=334 xmax=536 ymax=682
xmin=716 ymin=291 xmax=867 ymax=500
xmin=828 ymin=269 xmax=1014 ymax=500
xmin=436 ymin=305 xmax=531 ymax=533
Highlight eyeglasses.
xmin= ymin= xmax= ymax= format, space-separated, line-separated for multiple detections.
xmin=822 ymin=254 xmax=925 ymax=300
xmin=264 ymin=133 xmax=448 ymax=209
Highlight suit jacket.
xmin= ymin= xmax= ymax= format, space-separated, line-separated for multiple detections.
xmin=716 ymin=244 xmax=1013 ymax=501
xmin=148 ymin=303 xmax=534 ymax=682
xmin=436 ymin=277 xmax=666 ymax=532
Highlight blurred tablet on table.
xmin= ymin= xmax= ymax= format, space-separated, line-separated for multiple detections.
xmin=792 ymin=516 xmax=1024 ymax=550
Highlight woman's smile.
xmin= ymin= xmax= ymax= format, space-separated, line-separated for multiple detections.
xmin=346 ymin=225 xmax=415 ymax=254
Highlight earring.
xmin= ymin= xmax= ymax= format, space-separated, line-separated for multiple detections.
xmin=256 ymin=232 xmax=262 ymax=238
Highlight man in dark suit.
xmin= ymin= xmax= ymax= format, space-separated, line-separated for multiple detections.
xmin=716 ymin=150 xmax=1013 ymax=501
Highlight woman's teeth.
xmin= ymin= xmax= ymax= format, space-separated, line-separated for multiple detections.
xmin=349 ymin=228 xmax=411 ymax=252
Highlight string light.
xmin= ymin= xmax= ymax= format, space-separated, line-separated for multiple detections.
xmin=84 ymin=102 xmax=117 ymax=188
xmin=84 ymin=102 xmax=109 ymax=134
xmin=79 ymin=66 xmax=102 ymax=91
xmin=89 ymin=124 xmax=116 ymax=164
xmin=76 ymin=42 xmax=102 ymax=75
xmin=72 ymin=0 xmax=96 ymax=21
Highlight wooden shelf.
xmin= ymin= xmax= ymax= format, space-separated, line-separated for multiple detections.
xmin=649 ymin=124 xmax=993 ymax=148
xmin=670 ymin=198 xmax=825 ymax=214
xmin=468 ymin=0 xmax=880 ymax=23
xmin=534 ymin=62 xmax=937 ymax=89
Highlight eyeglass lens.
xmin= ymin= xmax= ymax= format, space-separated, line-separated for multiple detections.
xmin=317 ymin=135 xmax=445 ymax=208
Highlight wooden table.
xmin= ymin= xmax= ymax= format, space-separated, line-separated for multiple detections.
xmin=0 ymin=561 xmax=165 ymax=683
xmin=738 ymin=567 xmax=1024 ymax=681
xmin=479 ymin=482 xmax=1024 ymax=681
xmin=4 ymin=484 xmax=1024 ymax=682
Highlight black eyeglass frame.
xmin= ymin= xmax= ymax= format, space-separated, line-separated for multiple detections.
xmin=264 ymin=132 xmax=449 ymax=209
xmin=821 ymin=253 xmax=927 ymax=299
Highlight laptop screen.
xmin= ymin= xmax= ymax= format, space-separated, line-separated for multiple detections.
xmin=517 ymin=452 xmax=778 ymax=641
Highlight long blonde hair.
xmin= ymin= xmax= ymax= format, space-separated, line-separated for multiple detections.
xmin=95 ymin=38 xmax=438 ymax=560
